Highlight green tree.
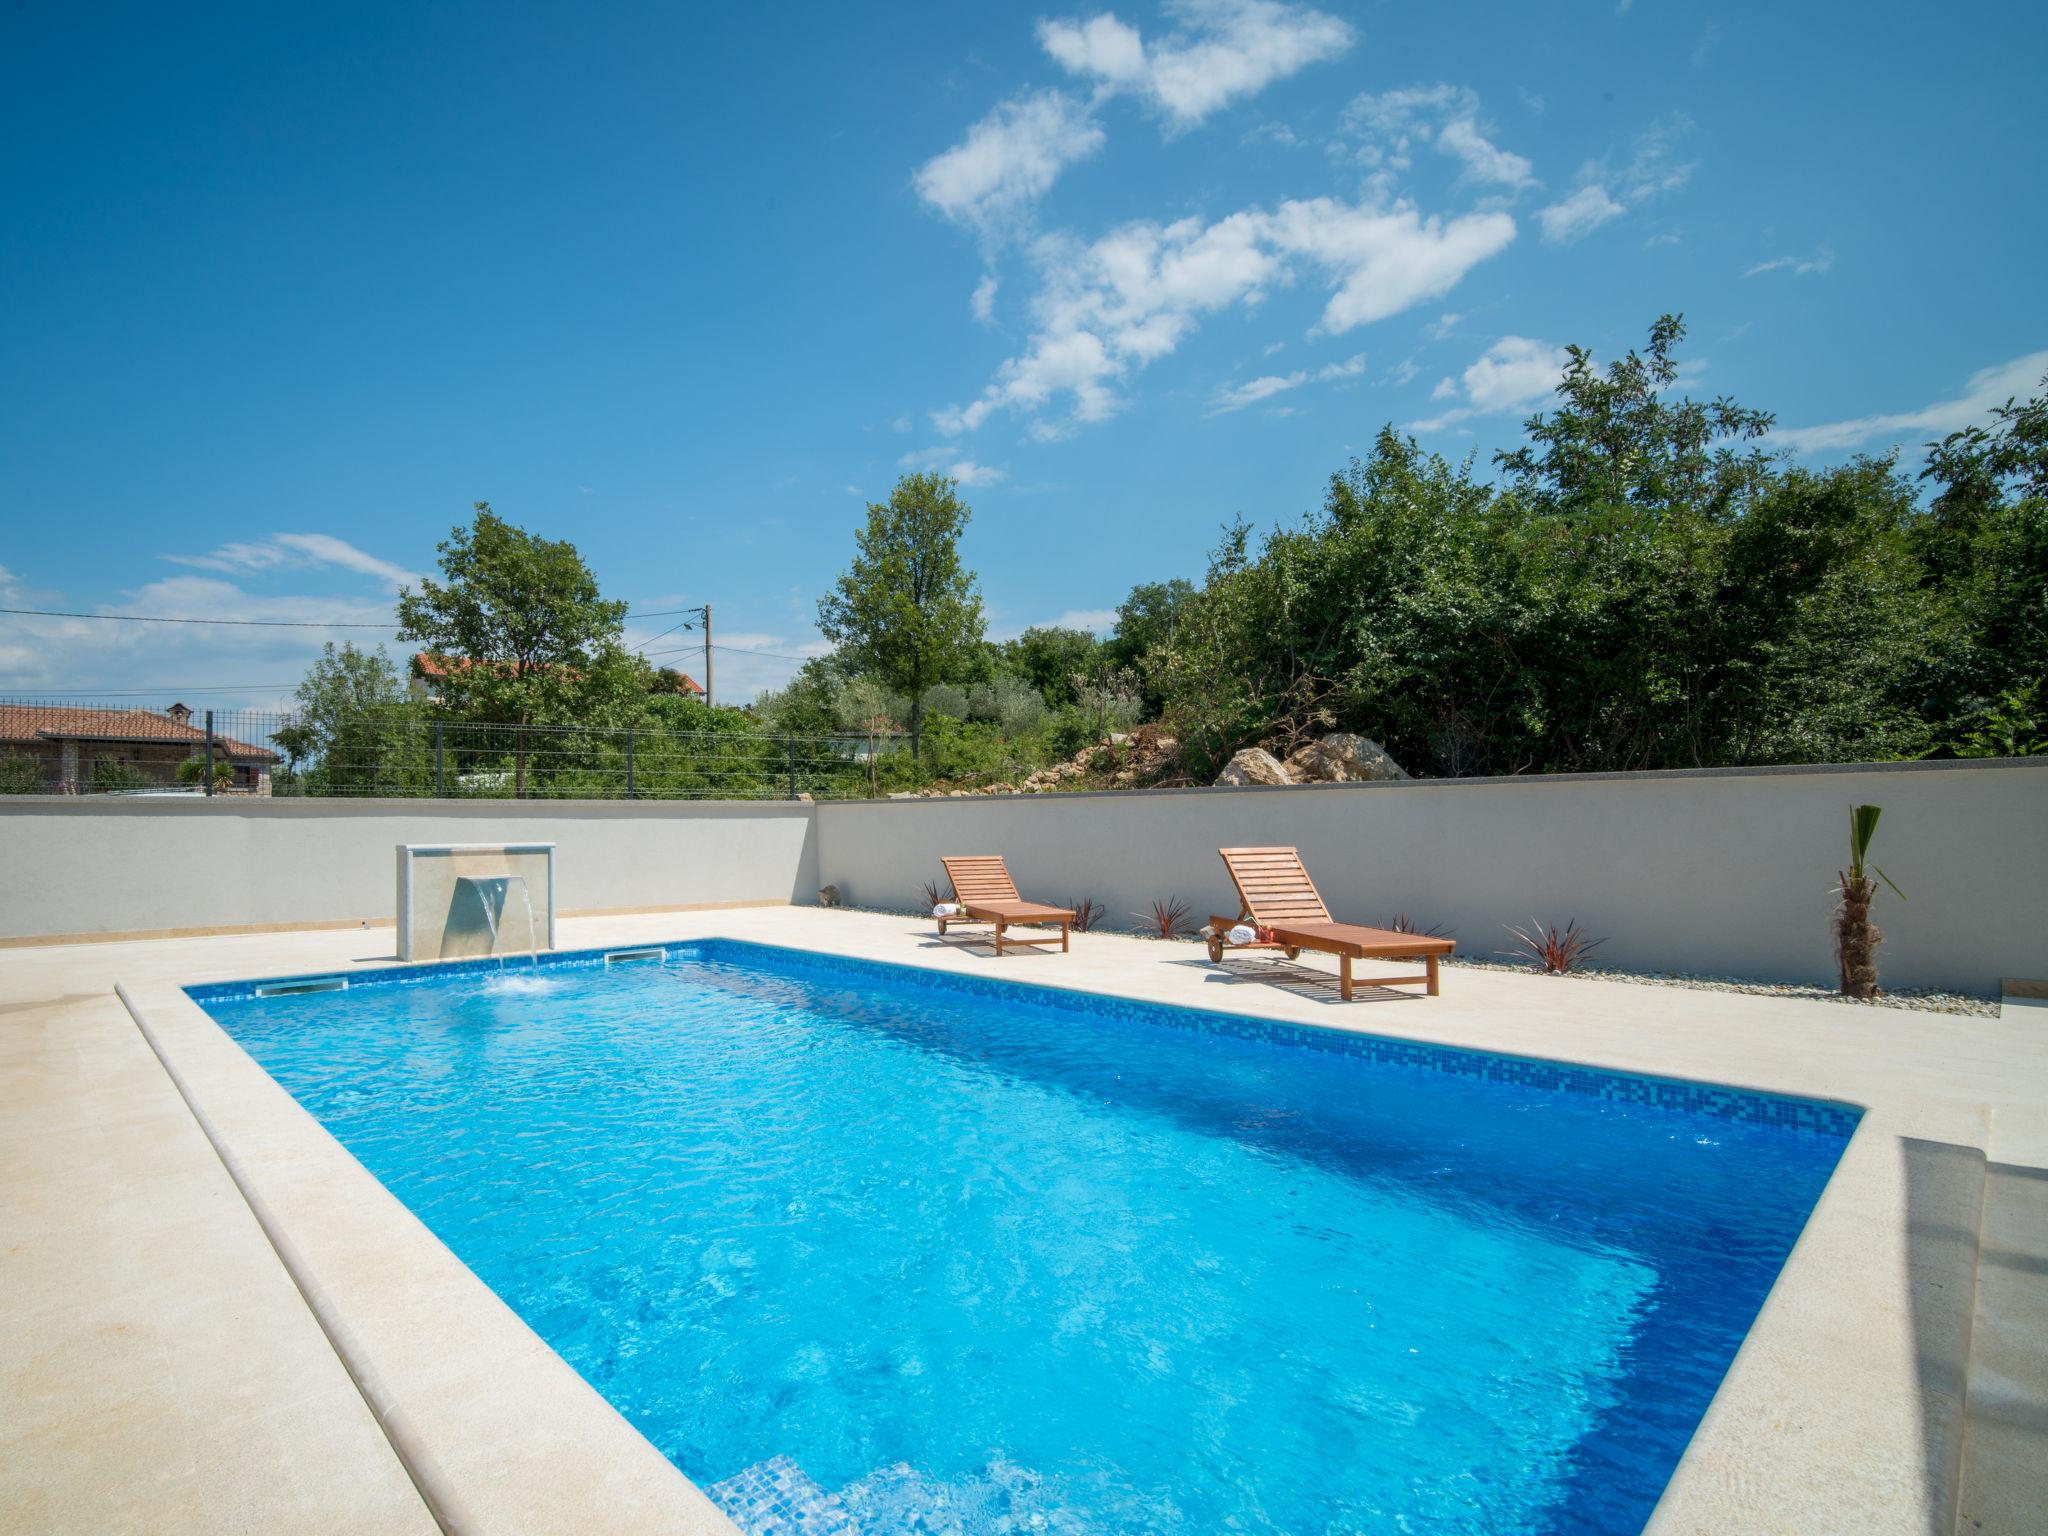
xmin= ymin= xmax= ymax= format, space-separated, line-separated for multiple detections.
xmin=817 ymin=472 xmax=986 ymax=757
xmin=1103 ymin=578 xmax=1196 ymax=715
xmin=1916 ymin=372 xmax=2048 ymax=749
xmin=395 ymin=504 xmax=640 ymax=796
xmin=1496 ymin=314 xmax=1777 ymax=521
xmin=274 ymin=643 xmax=423 ymax=795
xmin=997 ymin=625 xmax=1103 ymax=709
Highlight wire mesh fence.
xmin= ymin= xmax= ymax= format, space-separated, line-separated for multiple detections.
xmin=0 ymin=700 xmax=913 ymax=800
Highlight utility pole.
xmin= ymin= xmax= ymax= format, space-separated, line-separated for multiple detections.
xmin=701 ymin=602 xmax=713 ymax=710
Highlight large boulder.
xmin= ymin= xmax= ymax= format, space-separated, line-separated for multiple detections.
xmin=1284 ymin=732 xmax=1410 ymax=783
xmin=1213 ymin=748 xmax=1293 ymax=787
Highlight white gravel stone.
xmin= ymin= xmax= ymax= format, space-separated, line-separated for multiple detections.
xmin=1441 ymin=956 xmax=1998 ymax=1016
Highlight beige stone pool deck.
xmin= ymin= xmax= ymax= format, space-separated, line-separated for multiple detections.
xmin=3 ymin=905 xmax=2043 ymax=1534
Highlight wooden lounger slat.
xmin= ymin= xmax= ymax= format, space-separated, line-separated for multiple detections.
xmin=1214 ymin=846 xmax=1452 ymax=999
xmin=938 ymin=856 xmax=1074 ymax=957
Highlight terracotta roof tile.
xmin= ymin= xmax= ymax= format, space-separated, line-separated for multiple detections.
xmin=0 ymin=705 xmax=280 ymax=762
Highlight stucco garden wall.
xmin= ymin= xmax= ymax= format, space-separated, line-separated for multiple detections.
xmin=3 ymin=759 xmax=2040 ymax=992
xmin=813 ymin=759 xmax=2048 ymax=994
xmin=0 ymin=797 xmax=816 ymax=943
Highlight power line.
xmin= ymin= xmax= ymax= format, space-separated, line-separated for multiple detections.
xmin=0 ymin=685 xmax=303 ymax=697
xmin=1 ymin=601 xmax=706 ymax=630
xmin=716 ymin=642 xmax=820 ymax=663
xmin=631 ymin=615 xmax=697 ymax=653
xmin=0 ymin=606 xmax=394 ymax=629
xmin=640 ymin=641 xmax=817 ymax=665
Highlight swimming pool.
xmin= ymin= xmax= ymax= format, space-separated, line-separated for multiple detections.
xmin=193 ymin=940 xmax=1857 ymax=1535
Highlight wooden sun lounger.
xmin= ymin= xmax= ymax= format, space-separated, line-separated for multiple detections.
xmin=1208 ymin=846 xmax=1453 ymax=999
xmin=937 ymin=856 xmax=1076 ymax=956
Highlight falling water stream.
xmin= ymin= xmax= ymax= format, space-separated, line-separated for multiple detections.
xmin=470 ymin=874 xmax=540 ymax=967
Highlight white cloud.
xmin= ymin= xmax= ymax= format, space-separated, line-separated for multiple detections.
xmin=1538 ymin=183 xmax=1625 ymax=244
xmin=1268 ymin=198 xmax=1517 ymax=332
xmin=1052 ymin=608 xmax=1119 ymax=632
xmin=1206 ymin=351 xmax=1365 ymax=415
xmin=1435 ymin=114 xmax=1535 ymax=189
xmin=1619 ymin=116 xmax=1695 ymax=200
xmin=1242 ymin=119 xmax=1302 ymax=148
xmin=1210 ymin=372 xmax=1307 ymax=413
xmin=1744 ymin=248 xmax=1834 ymax=278
xmin=1037 ymin=12 xmax=1149 ymax=83
xmin=1042 ymin=1 xmax=1353 ymax=130
xmin=971 ymin=272 xmax=999 ymax=322
xmin=912 ymin=90 xmax=1105 ymax=237
xmin=899 ymin=446 xmax=1008 ymax=486
xmin=1771 ymin=350 xmax=2048 ymax=455
xmin=1340 ymin=84 xmax=1534 ymax=190
xmin=919 ymin=4 xmax=1351 ymax=241
xmin=0 ymin=569 xmax=407 ymax=705
xmin=1460 ymin=335 xmax=1569 ymax=410
xmin=1407 ymin=335 xmax=1568 ymax=431
xmin=936 ymin=197 xmax=1513 ymax=437
xmin=161 ymin=532 xmax=421 ymax=591
xmin=1537 ymin=117 xmax=1694 ymax=245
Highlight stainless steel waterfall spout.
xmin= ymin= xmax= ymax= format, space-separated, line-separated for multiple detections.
xmin=444 ymin=874 xmax=542 ymax=962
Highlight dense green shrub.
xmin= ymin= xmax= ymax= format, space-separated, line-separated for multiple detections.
xmin=0 ymin=754 xmax=45 ymax=794
xmin=176 ymin=754 xmax=233 ymax=787
xmin=1144 ymin=319 xmax=2046 ymax=778
xmin=88 ymin=759 xmax=145 ymax=792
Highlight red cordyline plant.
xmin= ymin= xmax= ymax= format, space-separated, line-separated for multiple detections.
xmin=1504 ymin=917 xmax=1606 ymax=974
xmin=1134 ymin=896 xmax=1192 ymax=939
xmin=1067 ymin=896 xmax=1105 ymax=933
xmin=919 ymin=877 xmax=947 ymax=913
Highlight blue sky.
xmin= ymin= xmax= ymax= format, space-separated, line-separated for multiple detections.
xmin=3 ymin=0 xmax=2043 ymax=706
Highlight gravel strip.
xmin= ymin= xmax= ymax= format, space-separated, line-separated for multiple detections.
xmin=1441 ymin=955 xmax=1999 ymax=1016
xmin=842 ymin=905 xmax=2001 ymax=1017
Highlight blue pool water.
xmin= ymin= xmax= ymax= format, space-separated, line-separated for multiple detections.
xmin=195 ymin=941 xmax=1856 ymax=1535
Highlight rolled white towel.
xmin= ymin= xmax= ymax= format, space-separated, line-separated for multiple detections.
xmin=1227 ymin=924 xmax=1257 ymax=946
xmin=933 ymin=902 xmax=960 ymax=918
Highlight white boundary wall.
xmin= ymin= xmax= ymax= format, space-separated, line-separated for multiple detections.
xmin=0 ymin=798 xmax=816 ymax=941
xmin=1 ymin=760 xmax=2040 ymax=991
xmin=814 ymin=759 xmax=2048 ymax=994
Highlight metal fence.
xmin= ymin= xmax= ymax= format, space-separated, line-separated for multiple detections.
xmin=0 ymin=701 xmax=913 ymax=801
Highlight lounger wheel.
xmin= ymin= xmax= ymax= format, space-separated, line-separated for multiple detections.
xmin=1206 ymin=936 xmax=1224 ymax=963
xmin=1284 ymin=946 xmax=1300 ymax=960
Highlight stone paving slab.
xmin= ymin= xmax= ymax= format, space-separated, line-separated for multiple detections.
xmin=5 ymin=908 xmax=2044 ymax=1534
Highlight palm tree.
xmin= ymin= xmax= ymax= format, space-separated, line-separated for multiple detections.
xmin=1836 ymin=804 xmax=1904 ymax=999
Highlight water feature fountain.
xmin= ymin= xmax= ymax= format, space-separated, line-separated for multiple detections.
xmin=396 ymin=843 xmax=556 ymax=961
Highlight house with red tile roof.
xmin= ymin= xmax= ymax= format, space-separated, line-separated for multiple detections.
xmin=408 ymin=652 xmax=704 ymax=700
xmin=0 ymin=703 xmax=281 ymax=794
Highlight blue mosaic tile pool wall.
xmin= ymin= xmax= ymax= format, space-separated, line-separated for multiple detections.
xmin=186 ymin=936 xmax=1863 ymax=1140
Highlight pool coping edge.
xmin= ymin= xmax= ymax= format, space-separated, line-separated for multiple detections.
xmin=115 ymin=975 xmax=743 ymax=1536
xmin=126 ymin=923 xmax=1980 ymax=1536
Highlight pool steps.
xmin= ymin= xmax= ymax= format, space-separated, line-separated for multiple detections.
xmin=706 ymin=1456 xmax=860 ymax=1535
xmin=708 ymin=1454 xmax=1070 ymax=1534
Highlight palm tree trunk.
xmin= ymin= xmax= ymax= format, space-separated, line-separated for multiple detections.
xmin=1836 ymin=872 xmax=1881 ymax=998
